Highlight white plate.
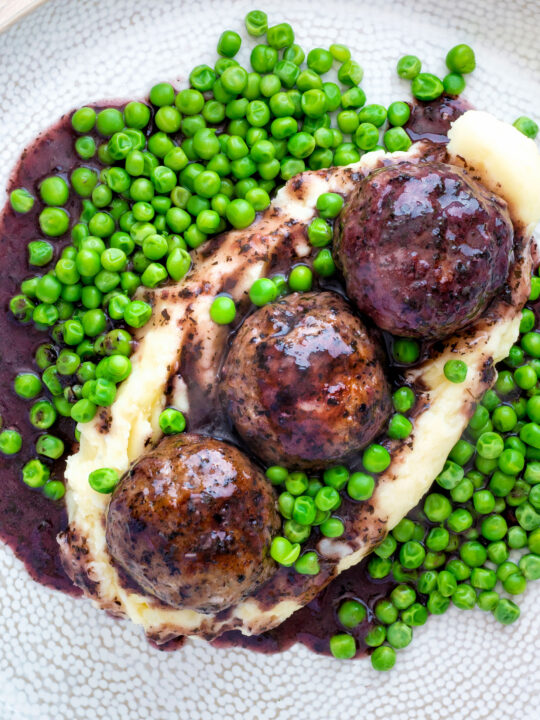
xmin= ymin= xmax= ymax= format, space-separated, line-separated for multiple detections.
xmin=1 ymin=1 xmax=540 ymax=718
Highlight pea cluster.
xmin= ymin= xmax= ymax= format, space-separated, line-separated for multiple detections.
xmin=330 ymin=277 xmax=540 ymax=669
xmin=397 ymin=44 xmax=476 ymax=102
xmin=394 ymin=44 xmax=538 ymax=141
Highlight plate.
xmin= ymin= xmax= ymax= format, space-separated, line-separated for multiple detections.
xmin=1 ymin=1 xmax=540 ymax=718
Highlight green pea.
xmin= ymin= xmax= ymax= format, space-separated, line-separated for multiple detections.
xmin=392 ymin=338 xmax=420 ymax=364
xmin=525 ymin=461 xmax=540 ymax=485
xmin=493 ymin=598 xmax=520 ymax=625
xmin=14 ymin=373 xmax=42 ymax=399
xmin=124 ymin=101 xmax=151 ymax=129
xmin=390 ymin=584 xmax=416 ymax=610
xmin=460 ymin=540 xmax=487 ymax=568
xmin=29 ymin=400 xmax=57 ymax=429
xmin=39 ymin=175 xmax=69 ymax=206
xmin=513 ymin=116 xmax=539 ymax=140
xmin=520 ymin=422 xmax=540 ymax=449
xmin=0 ymin=429 xmax=22 ymax=455
xmin=158 ymin=408 xmax=186 ymax=435
xmin=387 ymin=413 xmax=413 ymax=440
xmin=411 ymin=73 xmax=444 ymax=101
xmin=444 ymin=359 xmax=468 ymax=383
xmin=452 ymin=583 xmax=476 ymax=610
xmin=250 ymin=44 xmax=278 ymax=74
xmin=39 ymin=207 xmax=70 ymax=237
xmin=396 ymin=54 xmax=421 ymax=79
xmin=374 ymin=535 xmax=397 ymax=559
xmin=347 ymin=472 xmax=375 ymax=502
xmin=22 ymin=459 xmax=50 ymax=488
xmin=270 ymin=536 xmax=301 ymax=566
xmin=320 ymin=517 xmax=344 ymax=538
xmin=88 ymin=467 xmax=120 ymax=493
xmin=384 ymin=127 xmax=412 ymax=153
xmin=337 ymin=599 xmax=366 ymax=629
xmin=374 ymin=599 xmax=398 ymax=624
xmin=341 ymin=86 xmax=366 ymax=109
xmin=292 ymin=495 xmax=317 ymax=526
xmin=209 ymin=295 xmax=236 ymax=325
xmin=507 ymin=526 xmax=528 ymax=550
xmin=10 ymin=187 xmax=35 ymax=213
xmin=72 ymin=106 xmax=96 ymax=133
xmin=386 ymin=621 xmax=412 ymax=649
xmin=329 ymin=633 xmax=356 ymax=660
xmin=225 ymin=198 xmax=255 ymax=229
xmin=427 ymin=590 xmax=450 ymax=615
xmin=387 ymin=101 xmax=411 ymax=127
xmin=480 ymin=514 xmax=508 ymax=541
xmin=443 ymin=72 xmax=466 ymax=95
xmin=401 ymin=602 xmax=428 ymax=627
xmin=399 ymin=541 xmax=425 ymax=569
xmin=446 ymin=44 xmax=476 ymax=74
xmin=436 ymin=460 xmax=464 ymax=490
xmin=362 ymin=444 xmax=391 ymax=473
xmin=514 ymin=364 xmax=537 ymax=390
xmin=516 ymin=501 xmax=540 ymax=531
xmin=497 ymin=448 xmax=525 ymax=475
xmin=364 ymin=625 xmax=386 ymax=648
xmin=36 ymin=434 xmax=65 ymax=460
xmin=337 ymin=59 xmax=363 ymax=86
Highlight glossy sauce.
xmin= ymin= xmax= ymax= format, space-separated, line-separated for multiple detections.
xmin=0 ymin=96 xmax=468 ymax=653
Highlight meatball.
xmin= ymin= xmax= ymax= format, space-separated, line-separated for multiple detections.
xmin=106 ymin=433 xmax=280 ymax=613
xmin=334 ymin=160 xmax=514 ymax=340
xmin=220 ymin=291 xmax=391 ymax=469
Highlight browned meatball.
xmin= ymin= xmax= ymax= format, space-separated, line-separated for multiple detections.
xmin=220 ymin=291 xmax=391 ymax=469
xmin=334 ymin=161 xmax=514 ymax=340
xmin=106 ymin=433 xmax=280 ymax=613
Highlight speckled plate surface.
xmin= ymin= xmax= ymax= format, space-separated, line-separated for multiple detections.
xmin=1 ymin=1 xmax=540 ymax=718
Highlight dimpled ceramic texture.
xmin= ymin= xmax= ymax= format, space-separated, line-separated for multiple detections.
xmin=1 ymin=0 xmax=540 ymax=718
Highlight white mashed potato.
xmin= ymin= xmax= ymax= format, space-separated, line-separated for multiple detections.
xmin=62 ymin=111 xmax=540 ymax=642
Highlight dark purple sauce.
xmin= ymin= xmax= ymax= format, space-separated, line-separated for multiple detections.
xmin=0 ymin=114 xmax=87 ymax=593
xmin=405 ymin=95 xmax=471 ymax=144
xmin=213 ymin=554 xmax=395 ymax=657
xmin=0 ymin=95 xmax=470 ymax=653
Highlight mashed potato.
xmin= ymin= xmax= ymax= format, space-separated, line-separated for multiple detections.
xmin=61 ymin=111 xmax=540 ymax=643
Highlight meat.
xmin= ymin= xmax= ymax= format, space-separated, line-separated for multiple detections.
xmin=220 ymin=291 xmax=391 ymax=469
xmin=105 ymin=433 xmax=280 ymax=613
xmin=334 ymin=161 xmax=514 ymax=340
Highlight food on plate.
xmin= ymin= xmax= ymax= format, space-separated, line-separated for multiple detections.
xmin=220 ymin=291 xmax=391 ymax=468
xmin=1 ymin=10 xmax=540 ymax=672
xmin=106 ymin=433 xmax=280 ymax=611
xmin=335 ymin=161 xmax=514 ymax=339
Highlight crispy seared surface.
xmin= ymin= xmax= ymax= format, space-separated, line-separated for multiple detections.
xmin=220 ymin=291 xmax=391 ymax=469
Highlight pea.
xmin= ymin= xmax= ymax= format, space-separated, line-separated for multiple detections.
xmin=387 ymin=101 xmax=411 ymax=127
xmin=225 ymin=198 xmax=255 ymax=229
xmin=337 ymin=60 xmax=363 ymax=86
xmin=446 ymin=44 xmax=476 ymax=74
xmin=396 ymin=55 xmax=421 ymax=79
xmin=411 ymin=73 xmax=444 ymax=101
xmin=392 ymin=338 xmax=420 ymax=364
xmin=329 ymin=633 xmax=356 ymax=660
xmin=264 ymin=466 xmax=287 ymax=488
xmin=514 ymin=116 xmax=539 ymax=139
xmin=156 ymin=407 xmax=186 ymax=435
xmin=444 ymin=359 xmax=468 ymax=383
xmin=443 ymin=72 xmax=466 ymax=95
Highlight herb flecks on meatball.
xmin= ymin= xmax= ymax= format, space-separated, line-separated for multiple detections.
xmin=335 ymin=161 xmax=514 ymax=340
xmin=220 ymin=291 xmax=391 ymax=469
xmin=106 ymin=433 xmax=280 ymax=613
